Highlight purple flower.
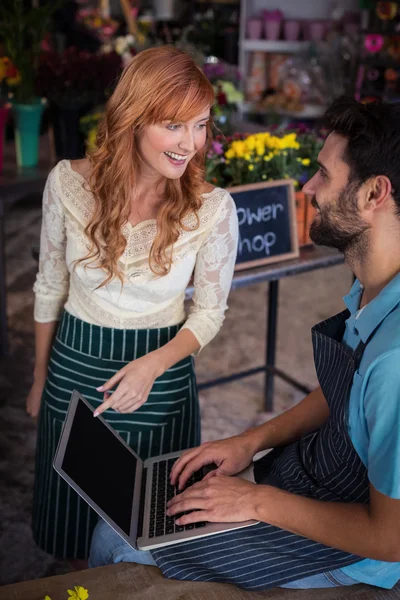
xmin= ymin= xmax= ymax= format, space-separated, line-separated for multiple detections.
xmin=211 ymin=141 xmax=224 ymax=155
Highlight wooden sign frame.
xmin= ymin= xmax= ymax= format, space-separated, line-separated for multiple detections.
xmin=227 ymin=179 xmax=300 ymax=272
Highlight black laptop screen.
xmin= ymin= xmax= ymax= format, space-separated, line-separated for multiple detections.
xmin=62 ymin=398 xmax=137 ymax=535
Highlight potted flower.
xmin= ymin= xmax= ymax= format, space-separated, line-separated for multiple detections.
xmin=206 ymin=128 xmax=324 ymax=245
xmin=0 ymin=0 xmax=61 ymax=167
xmin=36 ymin=47 xmax=122 ymax=159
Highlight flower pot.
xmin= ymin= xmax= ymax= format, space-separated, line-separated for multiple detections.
xmin=50 ymin=103 xmax=91 ymax=160
xmin=284 ymin=20 xmax=301 ymax=41
xmin=0 ymin=105 xmax=10 ymax=173
xmin=247 ymin=18 xmax=262 ymax=39
xmin=296 ymin=191 xmax=316 ymax=246
xmin=264 ymin=20 xmax=282 ymax=41
xmin=12 ymin=99 xmax=45 ymax=168
xmin=308 ymin=21 xmax=325 ymax=42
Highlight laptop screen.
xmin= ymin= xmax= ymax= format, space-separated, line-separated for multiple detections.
xmin=61 ymin=398 xmax=137 ymax=535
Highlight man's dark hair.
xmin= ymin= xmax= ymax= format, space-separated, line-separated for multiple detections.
xmin=324 ymin=96 xmax=400 ymax=211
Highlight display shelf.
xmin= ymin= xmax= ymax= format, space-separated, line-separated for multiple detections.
xmin=240 ymin=102 xmax=326 ymax=119
xmin=242 ymin=39 xmax=310 ymax=53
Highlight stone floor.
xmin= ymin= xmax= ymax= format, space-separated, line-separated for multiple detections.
xmin=0 ymin=196 xmax=353 ymax=585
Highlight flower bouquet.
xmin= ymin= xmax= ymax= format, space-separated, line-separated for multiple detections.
xmin=206 ymin=129 xmax=323 ymax=188
xmin=36 ymin=47 xmax=122 ymax=159
xmin=77 ymin=7 xmax=119 ymax=43
xmin=203 ymin=60 xmax=243 ymax=135
xmin=0 ymin=57 xmax=20 ymax=106
xmin=101 ymin=34 xmax=137 ymax=68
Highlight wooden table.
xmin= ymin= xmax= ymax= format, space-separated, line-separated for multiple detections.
xmin=0 ymin=563 xmax=398 ymax=600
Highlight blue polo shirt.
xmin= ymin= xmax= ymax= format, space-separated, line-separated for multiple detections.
xmin=338 ymin=275 xmax=400 ymax=589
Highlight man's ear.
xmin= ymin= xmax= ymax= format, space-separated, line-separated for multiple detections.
xmin=364 ymin=175 xmax=392 ymax=210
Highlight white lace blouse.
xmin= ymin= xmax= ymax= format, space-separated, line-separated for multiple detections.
xmin=33 ymin=160 xmax=239 ymax=350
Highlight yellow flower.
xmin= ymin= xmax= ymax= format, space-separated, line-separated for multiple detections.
xmin=248 ymin=164 xmax=255 ymax=171
xmin=244 ymin=152 xmax=252 ymax=161
xmin=225 ymin=148 xmax=235 ymax=160
xmin=246 ymin=135 xmax=256 ymax=150
xmin=255 ymin=142 xmax=265 ymax=156
xmin=44 ymin=596 xmax=51 ymax=600
xmin=67 ymin=586 xmax=89 ymax=600
xmin=301 ymin=158 xmax=311 ymax=166
xmin=86 ymin=128 xmax=98 ymax=152
xmin=7 ymin=73 xmax=21 ymax=86
xmin=263 ymin=152 xmax=274 ymax=161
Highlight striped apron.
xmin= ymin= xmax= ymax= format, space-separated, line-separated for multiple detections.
xmin=152 ymin=309 xmax=371 ymax=590
xmin=32 ymin=311 xmax=200 ymax=559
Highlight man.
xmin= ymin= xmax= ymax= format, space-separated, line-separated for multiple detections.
xmin=89 ymin=97 xmax=400 ymax=591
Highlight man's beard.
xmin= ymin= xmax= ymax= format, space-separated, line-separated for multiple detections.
xmin=309 ymin=181 xmax=370 ymax=259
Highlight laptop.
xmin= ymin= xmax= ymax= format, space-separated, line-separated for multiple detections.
xmin=53 ymin=390 xmax=259 ymax=551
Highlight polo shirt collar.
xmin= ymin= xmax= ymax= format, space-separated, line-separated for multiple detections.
xmin=343 ymin=272 xmax=400 ymax=343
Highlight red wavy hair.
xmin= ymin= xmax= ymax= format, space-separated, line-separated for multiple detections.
xmin=78 ymin=46 xmax=215 ymax=286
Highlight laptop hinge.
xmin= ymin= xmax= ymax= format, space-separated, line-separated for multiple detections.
xmin=137 ymin=466 xmax=147 ymax=538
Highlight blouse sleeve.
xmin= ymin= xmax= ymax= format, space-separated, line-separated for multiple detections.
xmin=181 ymin=191 xmax=238 ymax=352
xmin=33 ymin=164 xmax=70 ymax=322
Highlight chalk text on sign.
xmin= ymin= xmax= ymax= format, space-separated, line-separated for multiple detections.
xmin=238 ymin=232 xmax=277 ymax=256
xmin=237 ymin=202 xmax=284 ymax=257
xmin=236 ymin=202 xmax=284 ymax=226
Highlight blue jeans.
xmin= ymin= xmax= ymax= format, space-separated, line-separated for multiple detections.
xmin=89 ymin=520 xmax=359 ymax=589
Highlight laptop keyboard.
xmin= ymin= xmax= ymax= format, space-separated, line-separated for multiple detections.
xmin=149 ymin=458 xmax=207 ymax=538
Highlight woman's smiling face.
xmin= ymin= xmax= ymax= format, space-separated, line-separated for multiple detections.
xmin=138 ymin=108 xmax=211 ymax=180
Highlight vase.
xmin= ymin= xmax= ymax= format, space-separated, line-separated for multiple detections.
xmin=264 ymin=20 xmax=282 ymax=41
xmin=308 ymin=21 xmax=325 ymax=42
xmin=12 ymin=99 xmax=45 ymax=168
xmin=296 ymin=191 xmax=316 ymax=246
xmin=284 ymin=20 xmax=301 ymax=41
xmin=247 ymin=18 xmax=262 ymax=39
xmin=0 ymin=105 xmax=10 ymax=173
xmin=50 ymin=103 xmax=91 ymax=160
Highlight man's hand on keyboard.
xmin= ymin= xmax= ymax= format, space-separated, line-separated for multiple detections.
xmin=166 ymin=475 xmax=259 ymax=525
xmin=170 ymin=435 xmax=257 ymax=490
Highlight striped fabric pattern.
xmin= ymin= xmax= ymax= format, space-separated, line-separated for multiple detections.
xmin=32 ymin=311 xmax=200 ymax=559
xmin=152 ymin=309 xmax=369 ymax=590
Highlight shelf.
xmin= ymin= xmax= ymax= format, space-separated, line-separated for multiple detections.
xmin=241 ymin=102 xmax=326 ymax=119
xmin=241 ymin=39 xmax=310 ymax=53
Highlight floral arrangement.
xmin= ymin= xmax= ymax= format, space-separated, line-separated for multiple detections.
xmin=101 ymin=34 xmax=137 ymax=68
xmin=0 ymin=57 xmax=20 ymax=106
xmin=77 ymin=7 xmax=119 ymax=43
xmin=206 ymin=128 xmax=324 ymax=188
xmin=0 ymin=0 xmax=62 ymax=103
xmin=44 ymin=584 xmax=89 ymax=600
xmin=36 ymin=47 xmax=122 ymax=108
xmin=203 ymin=60 xmax=243 ymax=135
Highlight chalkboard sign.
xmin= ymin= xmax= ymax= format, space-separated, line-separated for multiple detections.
xmin=228 ymin=179 xmax=299 ymax=271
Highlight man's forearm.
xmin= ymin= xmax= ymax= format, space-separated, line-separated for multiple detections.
xmin=253 ymin=485 xmax=398 ymax=562
xmin=243 ymin=386 xmax=330 ymax=454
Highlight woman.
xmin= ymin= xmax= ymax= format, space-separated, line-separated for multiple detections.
xmin=28 ymin=46 xmax=238 ymax=562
